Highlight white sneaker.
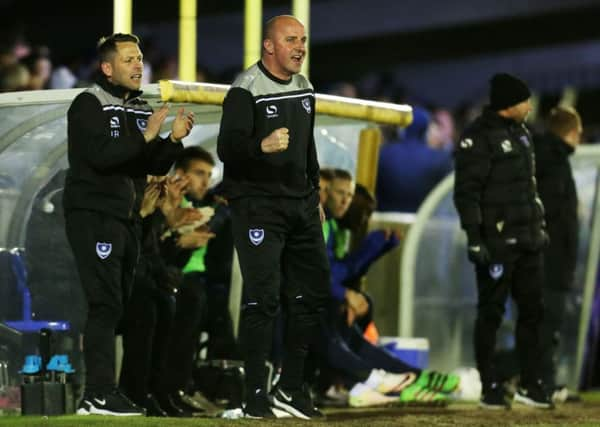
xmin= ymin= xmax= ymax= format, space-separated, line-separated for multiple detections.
xmin=552 ymin=387 xmax=568 ymax=404
xmin=365 ymin=369 xmax=416 ymax=394
xmin=451 ymin=367 xmax=482 ymax=401
xmin=349 ymin=383 xmax=398 ymax=407
xmin=221 ymin=408 xmax=244 ymax=419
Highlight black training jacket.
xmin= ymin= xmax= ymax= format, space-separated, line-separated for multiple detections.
xmin=217 ymin=61 xmax=320 ymax=200
xmin=63 ymin=76 xmax=183 ymax=220
xmin=453 ymin=107 xmax=546 ymax=254
xmin=533 ymin=131 xmax=578 ymax=288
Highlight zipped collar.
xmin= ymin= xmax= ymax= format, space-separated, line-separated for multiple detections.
xmin=95 ymin=74 xmax=143 ymax=101
xmin=544 ymin=131 xmax=575 ymax=156
xmin=257 ymin=60 xmax=293 ymax=85
xmin=481 ymin=106 xmax=522 ymax=128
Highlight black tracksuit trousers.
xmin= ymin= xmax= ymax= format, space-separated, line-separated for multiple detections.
xmin=119 ymin=284 xmax=175 ymax=402
xmin=164 ymin=272 xmax=208 ymax=393
xmin=65 ymin=210 xmax=139 ymax=395
xmin=230 ymin=194 xmax=330 ymax=402
xmin=474 ymin=248 xmax=544 ymax=390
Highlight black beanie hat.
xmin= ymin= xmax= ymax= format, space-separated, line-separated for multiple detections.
xmin=489 ymin=73 xmax=531 ymax=111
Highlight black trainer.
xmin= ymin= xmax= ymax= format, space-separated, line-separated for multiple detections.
xmin=479 ymin=383 xmax=511 ymax=410
xmin=243 ymin=393 xmax=273 ymax=419
xmin=77 ymin=389 xmax=146 ymax=416
xmin=155 ymin=392 xmax=193 ymax=417
xmin=138 ymin=393 xmax=167 ymax=417
xmin=272 ymin=386 xmax=324 ymax=420
xmin=514 ymin=380 xmax=554 ymax=409
xmin=243 ymin=390 xmax=290 ymax=419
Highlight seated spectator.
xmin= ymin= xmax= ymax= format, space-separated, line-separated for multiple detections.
xmin=319 ymin=168 xmax=334 ymax=206
xmin=157 ymin=147 xmax=236 ymax=416
xmin=312 ymin=169 xmax=459 ymax=407
xmin=376 ymin=107 xmax=453 ymax=213
xmin=119 ymin=175 xmax=203 ymax=417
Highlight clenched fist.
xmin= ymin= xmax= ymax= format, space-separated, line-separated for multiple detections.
xmin=261 ymin=128 xmax=289 ymax=153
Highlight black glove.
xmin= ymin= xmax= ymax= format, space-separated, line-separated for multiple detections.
xmin=468 ymin=243 xmax=491 ymax=265
xmin=464 ymin=226 xmax=490 ymax=265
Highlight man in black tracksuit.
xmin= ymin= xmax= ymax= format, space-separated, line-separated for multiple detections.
xmin=217 ymin=15 xmax=329 ymax=419
xmin=63 ymin=33 xmax=193 ymax=416
xmin=454 ymin=73 xmax=552 ymax=409
xmin=533 ymin=106 xmax=581 ymax=393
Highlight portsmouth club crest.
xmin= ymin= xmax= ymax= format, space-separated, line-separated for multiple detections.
xmin=96 ymin=242 xmax=112 ymax=260
xmin=489 ymin=263 xmax=504 ymax=280
xmin=136 ymin=118 xmax=148 ymax=132
xmin=249 ymin=229 xmax=265 ymax=246
xmin=301 ymin=98 xmax=312 ymax=114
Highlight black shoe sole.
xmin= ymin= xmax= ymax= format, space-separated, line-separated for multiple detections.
xmin=273 ymin=396 xmax=313 ymax=420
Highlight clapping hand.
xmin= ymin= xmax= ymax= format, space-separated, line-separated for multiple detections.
xmin=170 ymin=107 xmax=195 ymax=142
xmin=144 ymin=104 xmax=169 ymax=143
xmin=140 ymin=179 xmax=163 ymax=217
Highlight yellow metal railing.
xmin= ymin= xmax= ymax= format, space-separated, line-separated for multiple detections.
xmin=179 ymin=0 xmax=197 ymax=82
xmin=159 ymin=80 xmax=412 ymax=127
xmin=113 ymin=0 xmax=132 ymax=34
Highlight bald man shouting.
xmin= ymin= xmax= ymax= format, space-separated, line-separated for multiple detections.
xmin=217 ymin=15 xmax=329 ymax=419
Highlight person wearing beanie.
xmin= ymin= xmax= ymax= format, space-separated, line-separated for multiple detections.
xmin=453 ymin=73 xmax=553 ymax=410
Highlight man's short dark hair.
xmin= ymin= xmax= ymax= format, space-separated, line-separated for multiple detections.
xmin=331 ymin=168 xmax=353 ymax=182
xmin=175 ymin=146 xmax=215 ymax=171
xmin=97 ymin=33 xmax=140 ymax=63
xmin=319 ymin=168 xmax=335 ymax=182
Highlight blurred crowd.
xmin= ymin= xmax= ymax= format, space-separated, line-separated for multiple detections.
xmin=0 ymin=30 xmax=214 ymax=93
xmin=2 ymin=27 xmax=599 ymax=217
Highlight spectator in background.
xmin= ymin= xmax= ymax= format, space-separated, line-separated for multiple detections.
xmin=533 ymin=106 xmax=582 ymax=399
xmin=22 ymin=46 xmax=52 ymax=90
xmin=0 ymin=63 xmax=30 ymax=92
xmin=0 ymin=43 xmax=17 ymax=69
xmin=376 ymin=106 xmax=453 ymax=213
xmin=50 ymin=64 xmax=78 ymax=89
xmin=153 ymin=56 xmax=178 ymax=82
xmin=428 ymin=108 xmax=456 ymax=152
xmin=328 ymin=82 xmax=358 ymax=98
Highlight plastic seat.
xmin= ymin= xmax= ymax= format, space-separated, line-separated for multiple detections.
xmin=2 ymin=248 xmax=70 ymax=333
xmin=20 ymin=355 xmax=42 ymax=375
xmin=46 ymin=355 xmax=75 ymax=374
